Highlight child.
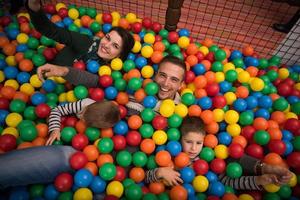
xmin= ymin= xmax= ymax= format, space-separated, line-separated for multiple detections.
xmin=46 ymin=98 xmax=120 ymax=145
xmin=145 ymin=116 xmax=292 ymax=190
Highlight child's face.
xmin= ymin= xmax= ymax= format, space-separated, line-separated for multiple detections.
xmin=181 ymin=132 xmax=205 ymax=160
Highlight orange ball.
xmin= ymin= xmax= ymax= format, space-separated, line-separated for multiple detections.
xmin=17 ymin=142 xmax=33 ymax=149
xmin=188 ymin=104 xmax=202 ymax=117
xmin=232 ymin=135 xmax=247 ymax=148
xmin=116 ymin=92 xmax=129 ymax=105
xmin=36 ymin=123 xmax=48 ymax=138
xmin=81 ymin=15 xmax=92 ymax=27
xmin=205 ymin=121 xmax=219 ymax=134
xmin=202 ymin=38 xmax=214 ymax=47
xmin=243 ymin=45 xmax=254 ymax=56
xmin=101 ymin=128 xmax=113 ymax=138
xmin=270 ymin=111 xmax=286 ymax=125
xmin=32 ymin=137 xmax=46 ymax=146
xmin=200 ymin=110 xmax=214 ymax=124
xmin=268 ymin=120 xmax=279 ymax=129
xmin=129 ymin=167 xmax=145 ymax=183
xmin=19 ymin=59 xmax=33 ymax=72
xmin=186 ymin=55 xmax=198 ymax=66
xmin=186 ymin=43 xmax=198 ymax=55
xmin=97 ymin=154 xmax=113 ymax=167
xmin=127 ymin=69 xmax=141 ymax=79
xmin=1 ymin=86 xmax=16 ymax=100
xmin=134 ymin=88 xmax=147 ymax=103
xmin=253 ymin=117 xmax=268 ymax=130
xmin=83 ymin=145 xmax=99 ymax=161
xmin=149 ymin=182 xmax=165 ymax=194
xmin=13 ymin=91 xmax=29 ymax=103
xmin=204 ymin=134 xmax=218 ymax=148
xmin=14 ymin=52 xmax=24 ymax=63
xmin=169 ymin=185 xmax=188 ymax=200
xmin=267 ymin=128 xmax=282 ymax=140
xmin=222 ymin=193 xmax=238 ymax=200
xmin=246 ymin=66 xmax=258 ymax=77
xmin=151 ymin=51 xmax=163 ymax=64
xmin=194 ymin=88 xmax=207 ymax=98
xmin=269 ymin=93 xmax=280 ymax=101
xmin=3 ymin=43 xmax=16 ymax=56
xmin=84 ymin=162 xmax=98 ymax=176
xmin=155 ymin=150 xmax=171 ymax=167
xmin=128 ymin=115 xmax=142 ymax=130
xmin=194 ymin=75 xmax=207 ymax=89
xmin=201 ymin=60 xmax=212 ymax=71
xmin=118 ymin=18 xmax=130 ymax=29
xmin=153 ymin=41 xmax=165 ymax=52
xmin=75 ymin=120 xmax=87 ymax=133
xmin=204 ymin=71 xmax=215 ymax=84
xmin=263 ymin=153 xmax=283 ymax=165
xmin=51 ymin=15 xmax=61 ymax=23
xmin=174 ymin=152 xmax=190 ymax=168
xmin=20 ymin=23 xmax=31 ymax=34
xmin=235 ymin=86 xmax=249 ymax=98
xmin=0 ymin=36 xmax=9 ymax=47
xmin=140 ymin=138 xmax=156 ymax=154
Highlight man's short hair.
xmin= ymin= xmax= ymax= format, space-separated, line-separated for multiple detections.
xmin=158 ymin=55 xmax=186 ymax=74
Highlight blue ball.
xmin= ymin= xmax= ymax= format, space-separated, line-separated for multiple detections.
xmin=79 ymin=27 xmax=93 ymax=36
xmin=127 ymin=53 xmax=136 ymax=60
xmin=244 ymin=56 xmax=259 ymax=67
xmin=208 ymin=181 xmax=225 ymax=197
xmin=287 ymin=96 xmax=299 ymax=104
xmin=102 ymin=23 xmax=112 ymax=33
xmin=254 ymin=108 xmax=270 ymax=119
xmin=143 ymin=95 xmax=158 ymax=108
xmin=55 ymin=21 xmax=65 ymax=28
xmin=219 ymin=81 xmax=232 ymax=93
xmin=282 ymin=130 xmax=294 ymax=141
xmin=90 ymin=176 xmax=107 ymax=194
xmin=180 ymin=167 xmax=195 ymax=183
xmin=192 ymin=63 xmax=206 ymax=75
xmin=16 ymin=44 xmax=28 ymax=52
xmin=252 ymin=91 xmax=263 ymax=98
xmin=219 ymin=122 xmax=227 ymax=131
xmin=283 ymin=140 xmax=293 ymax=156
xmin=292 ymin=64 xmax=300 ymax=73
xmin=63 ymin=17 xmax=73 ymax=26
xmin=139 ymin=31 xmax=146 ymax=40
xmin=42 ymin=79 xmax=57 ymax=93
xmin=0 ymin=109 xmax=9 ymax=125
xmin=86 ymin=60 xmax=100 ymax=73
xmin=178 ymin=29 xmax=190 ymax=37
xmin=9 ymin=186 xmax=29 ymax=200
xmin=205 ymin=171 xmax=218 ymax=183
xmin=152 ymin=64 xmax=158 ymax=72
xmin=74 ymin=169 xmax=93 ymax=187
xmin=233 ymin=98 xmax=247 ymax=112
xmin=229 ymin=50 xmax=242 ymax=60
xmin=31 ymin=92 xmax=47 ymax=106
xmin=104 ymin=86 xmax=118 ymax=100
xmin=17 ymin=72 xmax=30 ymax=84
xmin=155 ymin=145 xmax=166 ymax=153
xmin=198 ymin=96 xmax=212 ymax=110
xmin=258 ymin=95 xmax=272 ymax=108
xmin=4 ymin=66 xmax=19 ymax=79
xmin=0 ymin=59 xmax=7 ymax=69
xmin=166 ymin=140 xmax=182 ymax=156
xmin=183 ymin=183 xmax=195 ymax=198
xmin=44 ymin=184 xmax=59 ymax=200
xmin=113 ymin=120 xmax=128 ymax=135
xmin=245 ymin=96 xmax=258 ymax=109
xmin=135 ymin=57 xmax=147 ymax=69
xmin=7 ymin=28 xmax=19 ymax=40
xmin=217 ymin=132 xmax=232 ymax=145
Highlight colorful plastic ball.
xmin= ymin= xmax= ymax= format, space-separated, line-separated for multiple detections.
xmin=180 ymin=167 xmax=195 ymax=184
xmin=273 ymin=97 xmax=289 ymax=111
xmin=145 ymin=82 xmax=158 ymax=96
xmin=144 ymin=33 xmax=155 ymax=44
xmin=254 ymin=130 xmax=270 ymax=145
xmin=192 ymin=159 xmax=208 ymax=176
xmin=6 ymin=112 xmax=22 ymax=127
xmin=69 ymin=151 xmax=88 ymax=170
xmin=233 ymin=98 xmax=247 ymax=112
xmin=16 ymin=72 xmax=30 ymax=84
xmin=226 ymin=162 xmax=242 ymax=178
xmin=192 ymin=63 xmax=206 ymax=75
xmin=166 ymin=140 xmax=182 ymax=156
xmin=168 ymin=31 xmax=179 ymax=43
xmin=116 ymin=150 xmax=132 ymax=167
xmin=287 ymin=152 xmax=300 ymax=168
xmin=61 ymin=127 xmax=77 ymax=143
xmin=192 ymin=175 xmax=209 ymax=192
xmin=71 ymin=133 xmax=89 ymax=150
xmin=73 ymin=188 xmax=93 ymax=200
xmin=142 ymin=96 xmax=157 ymax=109
xmin=250 ymin=78 xmax=264 ymax=91
xmin=44 ymin=184 xmax=59 ymax=200
xmin=4 ymin=66 xmax=18 ymax=79
xmin=74 ymin=169 xmax=93 ymax=187
xmin=208 ymin=181 xmax=225 ymax=197
xmin=113 ymin=120 xmax=128 ymax=135
xmin=106 ymin=181 xmax=124 ymax=198
xmin=99 ymin=163 xmax=116 ymax=181
xmin=35 ymin=103 xmax=51 ymax=118
xmin=178 ymin=36 xmax=190 ymax=48
xmin=42 ymin=79 xmax=56 ymax=93
xmin=128 ymin=77 xmax=142 ymax=91
xmin=97 ymin=138 xmax=114 ymax=153
xmin=198 ymin=96 xmax=212 ymax=110
xmin=54 ymin=172 xmax=73 ymax=192
xmin=199 ymin=147 xmax=215 ymax=162
xmin=125 ymin=183 xmax=143 ymax=200
xmin=9 ymin=99 xmax=26 ymax=113
xmin=86 ymin=60 xmax=100 ymax=73
xmin=31 ymin=92 xmax=46 ymax=106
xmin=210 ymin=158 xmax=226 ymax=174
xmin=0 ymin=134 xmax=17 ymax=152
xmin=268 ymin=139 xmax=287 ymax=155
xmin=217 ymin=131 xmax=231 ymax=146
xmin=132 ymin=151 xmax=148 ymax=167
xmin=214 ymin=49 xmax=226 ymax=61
xmin=224 ymin=110 xmax=239 ymax=124
xmin=104 ymin=86 xmax=117 ymax=100
xmin=89 ymin=176 xmax=106 ymax=194
xmin=111 ymin=58 xmax=123 ymax=71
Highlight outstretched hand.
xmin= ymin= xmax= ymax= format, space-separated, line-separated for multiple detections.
xmin=156 ymin=167 xmax=183 ymax=186
xmin=262 ymin=164 xmax=293 ymax=185
xmin=45 ymin=130 xmax=61 ymax=145
xmin=37 ymin=64 xmax=69 ymax=82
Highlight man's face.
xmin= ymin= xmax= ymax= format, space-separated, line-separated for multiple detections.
xmin=154 ymin=61 xmax=185 ymax=100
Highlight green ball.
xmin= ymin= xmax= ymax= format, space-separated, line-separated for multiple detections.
xmin=269 ymin=85 xmax=277 ymax=94
xmin=260 ymin=75 xmax=270 ymax=83
xmin=196 ymin=193 xmax=207 ymax=200
xmin=291 ymin=101 xmax=300 ymax=115
xmin=145 ymin=82 xmax=159 ymax=96
xmin=232 ymin=58 xmax=244 ymax=68
xmin=289 ymin=72 xmax=298 ymax=81
xmin=132 ymin=151 xmax=148 ymax=167
xmin=86 ymin=8 xmax=97 ymax=18
xmin=259 ymin=58 xmax=269 ymax=69
xmin=254 ymin=130 xmax=270 ymax=145
xmin=27 ymin=37 xmax=39 ymax=49
xmin=224 ymin=185 xmax=235 ymax=194
xmin=168 ymin=44 xmax=180 ymax=53
xmin=146 ymin=155 xmax=157 ymax=169
xmin=226 ymin=162 xmax=243 ymax=178
xmin=32 ymin=54 xmax=46 ymax=66
xmin=139 ymin=124 xmax=154 ymax=138
xmin=199 ymin=147 xmax=215 ymax=162
xmin=114 ymin=78 xmax=127 ymax=91
xmin=97 ymin=137 xmax=114 ymax=153
xmin=55 ymin=84 xmax=65 ymax=94
xmin=23 ymin=106 xmax=37 ymax=120
xmin=116 ymin=150 xmax=132 ymax=167
xmin=78 ymin=6 xmax=87 ymax=16
xmin=37 ymin=46 xmax=46 ymax=55
xmin=17 ymin=120 xmax=35 ymax=130
xmin=266 ymin=70 xmax=278 ymax=82
xmin=292 ymin=136 xmax=300 ymax=151
xmin=9 ymin=99 xmax=26 ymax=113
xmin=74 ymin=85 xmax=88 ymax=99
xmin=40 ymin=36 xmax=55 ymax=46
xmin=263 ymin=193 xmax=280 ymax=200
xmin=214 ymin=49 xmax=226 ymax=61
xmin=181 ymin=93 xmax=195 ymax=106
xmin=58 ymin=191 xmax=73 ymax=200
xmin=20 ymin=125 xmax=38 ymax=142
xmin=211 ymin=61 xmax=223 ymax=72
xmin=159 ymin=29 xmax=169 ymax=39
xmin=123 ymin=178 xmax=135 ymax=188
xmin=141 ymin=108 xmax=155 ymax=122
xmin=111 ymin=71 xmax=123 ymax=80
xmin=125 ymin=184 xmax=143 ymax=200
xmin=239 ymin=111 xmax=254 ymax=126
xmin=172 ymin=51 xmax=183 ymax=60
xmin=167 ymin=114 xmax=182 ymax=128
xmin=68 ymin=24 xmax=79 ymax=32
xmin=24 ymin=49 xmax=35 ymax=59
xmin=29 ymin=184 xmax=44 ymax=198
xmin=273 ymin=97 xmax=289 ymax=111
xmin=225 ymin=70 xmax=238 ymax=82
xmin=128 ymin=77 xmax=142 ymax=91
xmin=53 ymin=140 xmax=63 ymax=145
xmin=269 ymin=55 xmax=281 ymax=66
xmin=143 ymin=193 xmax=158 ymax=200
xmin=261 ymin=84 xmax=271 ymax=95
xmin=161 ymin=39 xmax=170 ymax=50
xmin=85 ymin=127 xmax=100 ymax=142
xmin=90 ymin=21 xmax=101 ymax=33
xmin=277 ymin=185 xmax=291 ymax=199
xmin=123 ymin=60 xmax=136 ymax=72
xmin=167 ymin=128 xmax=180 ymax=141
xmin=99 ymin=163 xmax=116 ymax=181
xmin=46 ymin=93 xmax=58 ymax=104
xmin=209 ymin=45 xmax=219 ymax=53
xmin=61 ymin=127 xmax=77 ymax=143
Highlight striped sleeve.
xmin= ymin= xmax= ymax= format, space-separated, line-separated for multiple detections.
xmin=145 ymin=168 xmax=160 ymax=184
xmin=219 ymin=173 xmax=262 ymax=190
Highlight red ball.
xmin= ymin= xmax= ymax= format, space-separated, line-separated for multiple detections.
xmin=54 ymin=172 xmax=73 ymax=192
xmin=257 ymin=70 xmax=266 ymax=76
xmin=30 ymin=29 xmax=42 ymax=39
xmin=212 ymin=95 xmax=226 ymax=108
xmin=0 ymin=97 xmax=9 ymax=109
xmin=245 ymin=143 xmax=264 ymax=159
xmin=284 ymin=118 xmax=300 ymax=134
xmin=0 ymin=134 xmax=17 ymax=152
xmin=126 ymin=130 xmax=142 ymax=146
xmin=228 ymin=143 xmax=244 ymax=159
xmin=35 ymin=103 xmax=51 ymax=118
xmin=104 ymin=195 xmax=119 ymax=200
xmin=168 ymin=31 xmax=179 ymax=43
xmin=206 ymin=83 xmax=220 ymax=97
xmin=43 ymin=48 xmax=56 ymax=61
xmin=132 ymin=22 xmax=142 ymax=33
xmin=287 ymin=151 xmax=300 ymax=168
xmin=273 ymin=78 xmax=281 ymax=86
xmin=65 ymin=116 xmax=78 ymax=127
xmin=207 ymin=196 xmax=220 ymax=200
xmin=1 ymin=16 xmax=12 ymax=26
xmin=283 ymin=77 xmax=295 ymax=86
xmin=114 ymin=166 xmax=126 ymax=181
xmin=268 ymin=139 xmax=286 ymax=155
xmin=73 ymin=61 xmax=86 ymax=71
xmin=44 ymin=3 xmax=56 ymax=14
xmin=193 ymin=159 xmax=209 ymax=175
xmin=112 ymin=135 xmax=127 ymax=151
xmin=291 ymin=89 xmax=300 ymax=98
xmin=142 ymin=186 xmax=150 ymax=194
xmin=57 ymin=8 xmax=68 ymax=18
xmin=69 ymin=151 xmax=88 ymax=170
xmin=196 ymin=52 xmax=205 ymax=62
xmin=142 ymin=17 xmax=152 ymax=29
xmin=152 ymin=115 xmax=167 ymax=130
xmin=72 ymin=133 xmax=89 ymax=150
xmin=155 ymin=35 xmax=162 ymax=42
xmin=241 ymin=125 xmax=256 ymax=140
xmin=17 ymin=16 xmax=29 ymax=24
xmin=151 ymin=22 xmax=162 ymax=33
xmin=209 ymin=158 xmax=226 ymax=174
xmin=205 ymin=52 xmax=215 ymax=62
xmin=102 ymin=13 xmax=113 ymax=23
xmin=185 ymin=70 xmax=195 ymax=83
xmin=118 ymin=105 xmax=127 ymax=119
xmin=89 ymin=88 xmax=105 ymax=101
xmin=277 ymin=83 xmax=292 ymax=97
xmin=99 ymin=75 xmax=113 ymax=88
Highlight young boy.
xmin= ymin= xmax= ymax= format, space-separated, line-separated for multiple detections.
xmin=145 ymin=116 xmax=291 ymax=190
xmin=46 ymin=98 xmax=120 ymax=145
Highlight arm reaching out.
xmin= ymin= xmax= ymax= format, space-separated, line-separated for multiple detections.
xmin=45 ymin=130 xmax=61 ymax=145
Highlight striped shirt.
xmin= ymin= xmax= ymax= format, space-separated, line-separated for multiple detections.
xmin=48 ymin=98 xmax=95 ymax=133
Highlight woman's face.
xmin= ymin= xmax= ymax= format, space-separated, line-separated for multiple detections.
xmin=98 ymin=30 xmax=123 ymax=60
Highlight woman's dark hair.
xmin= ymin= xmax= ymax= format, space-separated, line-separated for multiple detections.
xmin=110 ymin=27 xmax=134 ymax=61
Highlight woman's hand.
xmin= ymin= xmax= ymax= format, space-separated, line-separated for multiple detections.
xmin=37 ymin=64 xmax=69 ymax=82
xmin=28 ymin=0 xmax=41 ymax=12
xmin=156 ymin=167 xmax=183 ymax=186
xmin=46 ymin=130 xmax=61 ymax=145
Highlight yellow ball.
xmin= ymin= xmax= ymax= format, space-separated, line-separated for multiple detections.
xmin=285 ymin=112 xmax=298 ymax=119
xmin=141 ymin=46 xmax=153 ymax=58
xmin=181 ymin=88 xmax=193 ymax=95
xmin=58 ymin=93 xmax=67 ymax=102
xmin=152 ymin=130 xmax=168 ymax=145
xmin=199 ymin=46 xmax=209 ymax=56
xmin=112 ymin=20 xmax=119 ymax=27
xmin=73 ymin=188 xmax=93 ymax=200
xmin=178 ymin=36 xmax=190 ymax=48
xmin=235 ymin=68 xmax=243 ymax=74
xmin=5 ymin=79 xmax=19 ymax=90
xmin=55 ymin=3 xmax=66 ymax=12
xmin=278 ymin=68 xmax=289 ymax=79
xmin=66 ymin=90 xmax=77 ymax=102
xmin=283 ymin=104 xmax=290 ymax=113
xmin=111 ymin=58 xmax=123 ymax=71
xmin=74 ymin=19 xmax=82 ymax=27
xmin=17 ymin=13 xmax=30 ymax=19
xmin=3 ymin=127 xmax=19 ymax=138
xmin=214 ymin=144 xmax=228 ymax=159
xmin=125 ymin=13 xmax=137 ymax=23
xmin=160 ymin=100 xmax=175 ymax=117
xmin=68 ymin=8 xmax=79 ymax=20
xmin=0 ymin=71 xmax=4 ymax=82
xmin=250 ymin=77 xmax=264 ymax=91
xmin=99 ymin=65 xmax=112 ymax=76
xmin=224 ymin=110 xmax=239 ymax=124
xmin=263 ymin=184 xmax=280 ymax=193
xmin=226 ymin=123 xmax=241 ymax=137
xmin=144 ymin=33 xmax=155 ymax=44
xmin=215 ymin=72 xmax=225 ymax=83
xmin=192 ymin=175 xmax=209 ymax=192
xmin=30 ymin=74 xmax=43 ymax=88
xmin=95 ymin=14 xmax=103 ymax=23
xmin=224 ymin=92 xmax=236 ymax=105
xmin=20 ymin=83 xmax=35 ymax=96
xmin=106 ymin=181 xmax=124 ymax=198
xmin=295 ymin=83 xmax=300 ymax=91
xmin=6 ymin=56 xmax=17 ymax=66
xmin=141 ymin=65 xmax=154 ymax=78
xmin=288 ymin=172 xmax=297 ymax=187
xmin=111 ymin=11 xmax=121 ymax=21
xmin=54 ymin=77 xmax=66 ymax=84
xmin=213 ymin=109 xmax=224 ymax=122
xmin=238 ymin=194 xmax=254 ymax=200
xmin=17 ymin=33 xmax=29 ymax=44
xmin=132 ymin=41 xmax=142 ymax=53
xmin=223 ymin=62 xmax=235 ymax=73
xmin=238 ymin=71 xmax=250 ymax=83
xmin=174 ymin=103 xmax=188 ymax=117
xmin=6 ymin=113 xmax=23 ymax=127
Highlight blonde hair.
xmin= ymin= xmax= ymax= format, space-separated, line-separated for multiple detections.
xmin=83 ymin=101 xmax=120 ymax=128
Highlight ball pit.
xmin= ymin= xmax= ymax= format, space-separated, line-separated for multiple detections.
xmin=0 ymin=3 xmax=299 ymax=200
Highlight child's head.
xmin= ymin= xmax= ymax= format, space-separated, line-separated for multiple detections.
xmin=180 ymin=116 xmax=206 ymax=160
xmin=83 ymin=101 xmax=120 ymax=128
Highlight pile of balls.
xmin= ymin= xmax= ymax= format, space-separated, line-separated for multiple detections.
xmin=0 ymin=2 xmax=299 ymax=200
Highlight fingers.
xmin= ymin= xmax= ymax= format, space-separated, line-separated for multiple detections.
xmin=37 ymin=66 xmax=46 ymax=82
